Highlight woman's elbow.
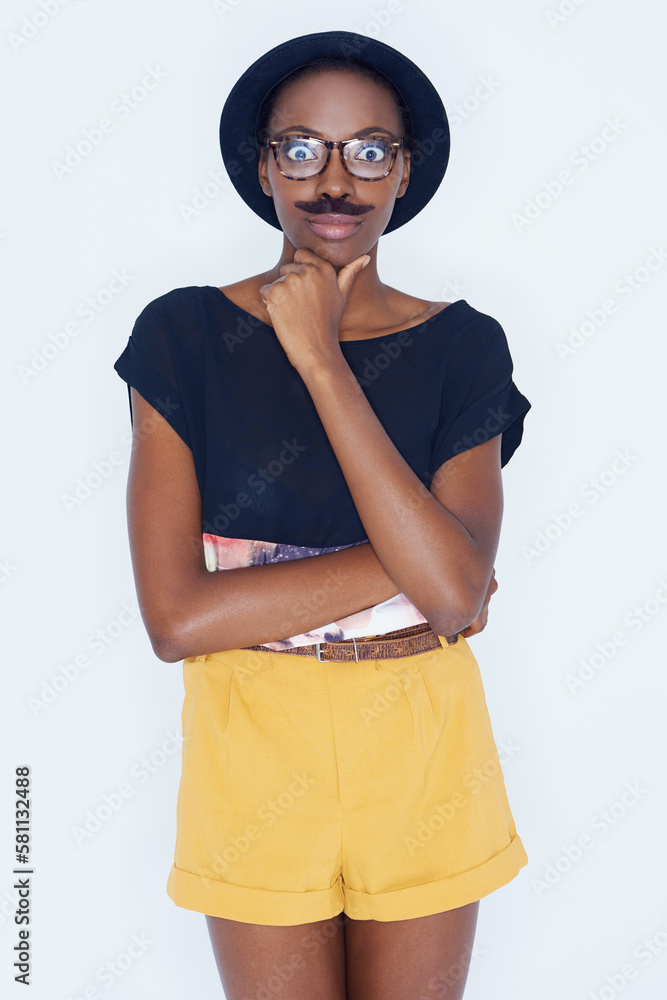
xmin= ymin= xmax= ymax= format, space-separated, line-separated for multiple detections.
xmin=139 ymin=574 xmax=208 ymax=661
xmin=141 ymin=602 xmax=190 ymax=662
xmin=150 ymin=632 xmax=185 ymax=663
xmin=423 ymin=583 xmax=482 ymax=638
xmin=146 ymin=620 xmax=184 ymax=662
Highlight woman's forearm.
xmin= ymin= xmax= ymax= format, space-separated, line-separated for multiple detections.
xmin=297 ymin=353 xmax=492 ymax=632
xmin=161 ymin=540 xmax=401 ymax=661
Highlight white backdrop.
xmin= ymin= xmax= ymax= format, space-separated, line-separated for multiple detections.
xmin=2 ymin=1 xmax=666 ymax=997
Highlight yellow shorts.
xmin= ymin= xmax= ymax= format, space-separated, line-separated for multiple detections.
xmin=166 ymin=634 xmax=527 ymax=925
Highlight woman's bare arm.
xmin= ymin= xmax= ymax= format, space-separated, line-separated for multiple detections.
xmin=256 ymin=251 xmax=505 ymax=639
xmin=126 ymin=388 xmax=399 ymax=661
xmin=296 ymin=354 xmax=504 ymax=637
xmin=126 ymin=383 xmax=502 ymax=662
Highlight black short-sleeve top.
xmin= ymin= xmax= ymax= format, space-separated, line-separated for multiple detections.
xmin=114 ymin=286 xmax=531 ymax=649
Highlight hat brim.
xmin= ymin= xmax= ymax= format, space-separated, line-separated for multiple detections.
xmin=219 ymin=30 xmax=450 ymax=235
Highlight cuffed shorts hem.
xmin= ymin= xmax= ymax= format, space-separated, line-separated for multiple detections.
xmin=342 ymin=833 xmax=528 ymax=922
xmin=166 ymin=834 xmax=528 ymax=926
xmin=166 ymin=864 xmax=345 ymax=926
xmin=167 ymin=635 xmax=529 ymax=927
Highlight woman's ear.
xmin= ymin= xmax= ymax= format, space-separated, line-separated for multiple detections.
xmin=395 ymin=149 xmax=411 ymax=199
xmin=258 ymin=147 xmax=272 ymax=198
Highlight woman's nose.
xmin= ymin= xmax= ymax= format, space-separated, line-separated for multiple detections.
xmin=314 ymin=146 xmax=355 ymax=196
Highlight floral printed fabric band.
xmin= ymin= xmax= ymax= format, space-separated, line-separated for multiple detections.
xmin=202 ymin=533 xmax=431 ymax=651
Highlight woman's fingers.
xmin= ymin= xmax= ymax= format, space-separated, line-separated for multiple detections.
xmin=458 ymin=568 xmax=498 ymax=638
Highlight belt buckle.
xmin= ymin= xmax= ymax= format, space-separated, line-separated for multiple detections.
xmin=314 ymin=639 xmax=359 ymax=662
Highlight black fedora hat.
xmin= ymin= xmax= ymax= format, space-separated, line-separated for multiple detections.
xmin=219 ymin=30 xmax=450 ymax=235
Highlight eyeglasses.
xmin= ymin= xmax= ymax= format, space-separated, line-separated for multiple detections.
xmin=264 ymin=134 xmax=409 ymax=181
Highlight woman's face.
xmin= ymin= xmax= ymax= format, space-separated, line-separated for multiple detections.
xmin=258 ymin=69 xmax=411 ymax=264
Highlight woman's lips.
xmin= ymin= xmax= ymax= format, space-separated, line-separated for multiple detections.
xmin=306 ymin=214 xmax=363 ymax=240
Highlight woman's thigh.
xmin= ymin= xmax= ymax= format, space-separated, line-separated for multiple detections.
xmin=205 ymin=912 xmax=347 ymax=1000
xmin=344 ymin=900 xmax=480 ymax=1000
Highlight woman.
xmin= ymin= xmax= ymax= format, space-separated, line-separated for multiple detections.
xmin=114 ymin=30 xmax=531 ymax=1000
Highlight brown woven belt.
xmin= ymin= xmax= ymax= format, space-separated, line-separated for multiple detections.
xmin=243 ymin=622 xmax=458 ymax=662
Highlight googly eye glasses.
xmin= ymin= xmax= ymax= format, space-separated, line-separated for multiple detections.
xmin=264 ymin=134 xmax=410 ymax=181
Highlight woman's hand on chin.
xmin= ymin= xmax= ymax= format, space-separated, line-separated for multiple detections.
xmin=259 ymin=247 xmax=370 ymax=372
